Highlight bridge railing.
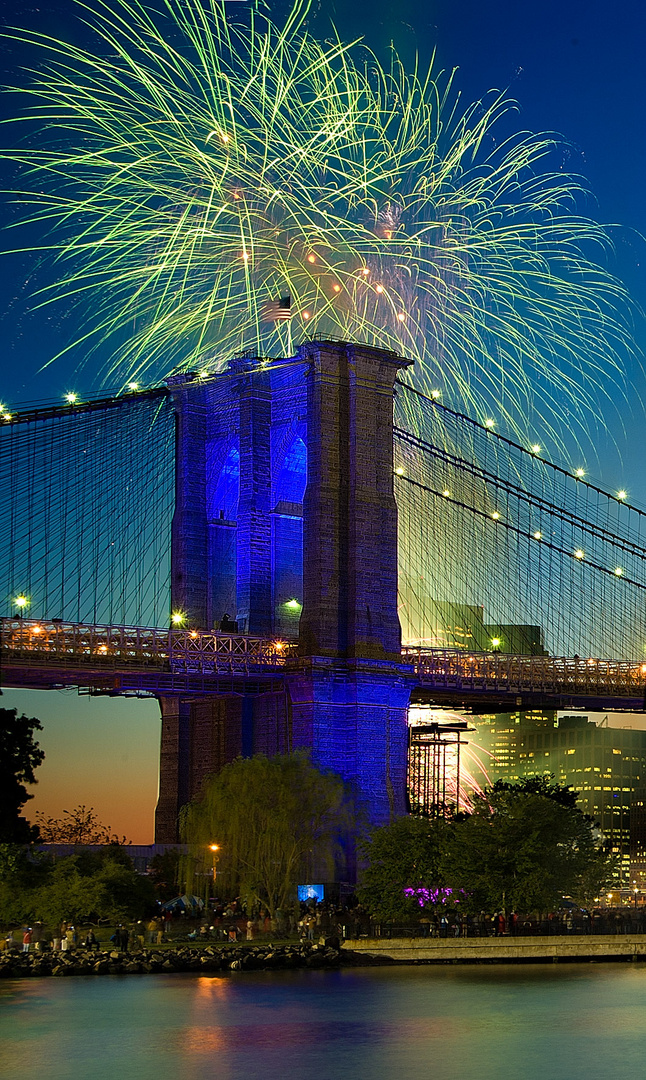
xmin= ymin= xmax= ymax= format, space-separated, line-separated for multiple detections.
xmin=0 ymin=619 xmax=297 ymax=675
xmin=4 ymin=619 xmax=646 ymax=698
xmin=404 ymin=647 xmax=646 ymax=698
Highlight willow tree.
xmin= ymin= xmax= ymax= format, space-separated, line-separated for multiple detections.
xmin=180 ymin=752 xmax=354 ymax=918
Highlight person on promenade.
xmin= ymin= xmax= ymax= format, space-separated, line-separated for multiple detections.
xmin=84 ymin=930 xmax=99 ymax=951
xmin=22 ymin=928 xmax=32 ymax=953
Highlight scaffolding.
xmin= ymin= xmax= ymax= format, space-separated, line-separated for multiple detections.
xmin=408 ymin=720 xmax=472 ymax=817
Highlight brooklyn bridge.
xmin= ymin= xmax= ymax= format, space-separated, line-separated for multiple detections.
xmin=2 ymin=341 xmax=646 ymax=840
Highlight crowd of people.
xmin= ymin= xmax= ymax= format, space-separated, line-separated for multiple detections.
xmin=404 ymin=906 xmax=646 ymax=938
xmin=4 ymin=900 xmax=646 ymax=953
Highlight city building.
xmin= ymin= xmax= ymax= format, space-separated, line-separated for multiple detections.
xmin=469 ymin=710 xmax=646 ymax=888
xmin=411 ymin=601 xmax=547 ymax=654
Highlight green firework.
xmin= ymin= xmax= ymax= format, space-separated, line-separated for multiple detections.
xmin=0 ymin=0 xmax=638 ymax=444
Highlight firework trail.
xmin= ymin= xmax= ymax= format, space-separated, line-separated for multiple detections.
xmin=0 ymin=0 xmax=638 ymax=444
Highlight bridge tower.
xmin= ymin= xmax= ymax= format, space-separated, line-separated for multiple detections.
xmin=155 ymin=341 xmax=414 ymax=842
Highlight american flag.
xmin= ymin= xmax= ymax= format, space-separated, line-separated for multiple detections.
xmin=261 ymin=295 xmax=292 ymax=322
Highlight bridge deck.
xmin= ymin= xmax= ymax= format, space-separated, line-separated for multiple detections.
xmin=0 ymin=619 xmax=295 ymax=694
xmin=405 ymin=647 xmax=646 ymax=711
xmin=1 ymin=620 xmax=645 ymax=708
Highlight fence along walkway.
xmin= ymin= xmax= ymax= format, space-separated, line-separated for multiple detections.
xmin=405 ymin=647 xmax=646 ymax=702
xmin=3 ymin=619 xmax=646 ymax=707
xmin=0 ymin=618 xmax=294 ymax=676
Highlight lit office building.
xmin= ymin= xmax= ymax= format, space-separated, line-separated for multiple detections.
xmin=470 ymin=711 xmax=646 ymax=888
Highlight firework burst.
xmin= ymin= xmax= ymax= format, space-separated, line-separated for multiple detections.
xmin=1 ymin=0 xmax=638 ymax=443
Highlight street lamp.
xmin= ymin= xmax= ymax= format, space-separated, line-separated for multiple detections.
xmin=209 ymin=844 xmax=220 ymax=896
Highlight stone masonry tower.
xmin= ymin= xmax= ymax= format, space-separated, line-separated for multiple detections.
xmin=154 ymin=341 xmax=414 ymax=842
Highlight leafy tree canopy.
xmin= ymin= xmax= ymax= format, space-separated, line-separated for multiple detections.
xmin=0 ymin=846 xmax=156 ymax=927
xmin=357 ymin=815 xmax=451 ymax=922
xmin=358 ymin=777 xmax=612 ymax=921
xmin=148 ymin=849 xmax=181 ymax=902
xmin=34 ymin=804 xmax=128 ymax=846
xmin=0 ymin=707 xmax=44 ymax=843
xmin=443 ymin=781 xmax=610 ymax=913
xmin=180 ymin=751 xmax=354 ymax=918
xmin=489 ymin=775 xmax=580 ymax=810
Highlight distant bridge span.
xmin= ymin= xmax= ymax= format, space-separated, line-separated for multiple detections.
xmin=3 ymin=619 xmax=645 ymax=713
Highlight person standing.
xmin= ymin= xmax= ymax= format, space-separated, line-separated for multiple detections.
xmin=22 ymin=928 xmax=32 ymax=953
xmin=84 ymin=930 xmax=99 ymax=951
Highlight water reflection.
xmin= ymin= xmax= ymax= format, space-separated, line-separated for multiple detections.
xmin=2 ymin=965 xmax=646 ymax=1080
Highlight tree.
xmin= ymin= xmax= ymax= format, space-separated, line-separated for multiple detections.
xmin=357 ymin=815 xmax=451 ymax=921
xmin=148 ymin=849 xmax=181 ymax=902
xmin=0 ymin=842 xmax=49 ymax=925
xmin=0 ymin=707 xmax=44 ymax=842
xmin=180 ymin=752 xmax=354 ymax=919
xmin=34 ymin=804 xmax=127 ymax=845
xmin=489 ymin=775 xmax=580 ymax=809
xmin=30 ymin=849 xmax=156 ymax=926
xmin=444 ymin=780 xmax=612 ymax=912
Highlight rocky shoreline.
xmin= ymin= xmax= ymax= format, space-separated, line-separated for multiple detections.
xmin=0 ymin=941 xmax=391 ymax=978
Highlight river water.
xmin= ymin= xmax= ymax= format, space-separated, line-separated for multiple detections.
xmin=2 ymin=964 xmax=646 ymax=1080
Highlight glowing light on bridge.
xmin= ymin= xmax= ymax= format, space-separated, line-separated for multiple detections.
xmin=574 ymin=549 xmax=585 ymax=559
xmin=3 ymin=0 xmax=636 ymax=446
xmin=618 ymin=490 xmax=627 ymax=501
xmin=484 ymin=418 xmax=495 ymax=428
xmin=285 ymin=598 xmax=302 ymax=611
xmin=531 ymin=444 xmax=541 ymax=454
xmin=171 ymin=611 xmax=186 ymax=626
xmin=575 ymin=468 xmax=585 ymax=478
xmin=533 ymin=530 xmax=543 ymax=539
xmin=614 ymin=567 xmax=624 ymax=576
xmin=14 ymin=595 xmax=28 ymax=610
xmin=65 ymin=393 xmax=78 ymax=404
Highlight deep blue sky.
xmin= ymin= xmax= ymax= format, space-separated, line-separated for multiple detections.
xmin=0 ymin=0 xmax=644 ymax=497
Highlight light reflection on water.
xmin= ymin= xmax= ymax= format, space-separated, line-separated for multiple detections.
xmin=2 ymin=964 xmax=646 ymax=1080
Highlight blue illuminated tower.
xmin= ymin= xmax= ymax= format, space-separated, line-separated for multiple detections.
xmin=155 ymin=341 xmax=414 ymax=842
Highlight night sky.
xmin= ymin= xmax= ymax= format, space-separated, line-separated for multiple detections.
xmin=1 ymin=0 xmax=644 ymax=842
